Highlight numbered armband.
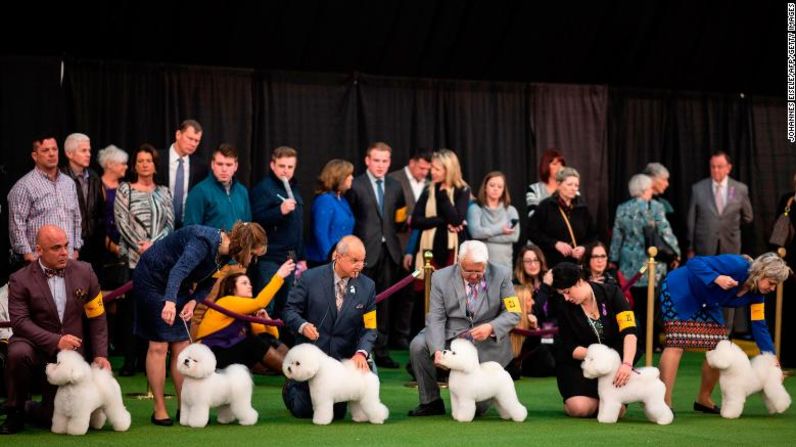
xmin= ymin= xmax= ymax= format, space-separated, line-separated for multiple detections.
xmin=83 ymin=292 xmax=105 ymax=318
xmin=362 ymin=310 xmax=377 ymax=329
xmin=750 ymin=302 xmax=765 ymax=321
xmin=502 ymin=296 xmax=521 ymax=314
xmin=615 ymin=310 xmax=636 ymax=332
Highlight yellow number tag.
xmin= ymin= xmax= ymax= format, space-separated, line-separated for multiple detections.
xmin=395 ymin=207 xmax=408 ymax=223
xmin=503 ymin=296 xmax=521 ymax=314
xmin=84 ymin=293 xmax=105 ymax=318
xmin=750 ymin=303 xmax=765 ymax=321
xmin=363 ymin=310 xmax=377 ymax=329
xmin=616 ymin=311 xmax=636 ymax=331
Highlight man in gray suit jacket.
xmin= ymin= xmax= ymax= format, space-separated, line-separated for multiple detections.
xmin=686 ymin=151 xmax=753 ymax=334
xmin=408 ymin=240 xmax=520 ymax=416
xmin=686 ymin=151 xmax=753 ymax=257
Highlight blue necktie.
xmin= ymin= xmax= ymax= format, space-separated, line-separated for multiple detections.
xmin=376 ymin=178 xmax=384 ymax=214
xmin=174 ymin=157 xmax=185 ymax=223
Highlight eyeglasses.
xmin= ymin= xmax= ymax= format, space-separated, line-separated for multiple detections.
xmin=340 ymin=256 xmax=367 ymax=267
xmin=591 ymin=254 xmax=608 ymax=259
xmin=523 ymin=259 xmax=541 ymax=264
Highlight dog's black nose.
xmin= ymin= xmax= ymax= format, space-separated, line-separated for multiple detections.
xmin=184 ymin=358 xmax=190 ymax=366
xmin=287 ymin=366 xmax=291 ymax=373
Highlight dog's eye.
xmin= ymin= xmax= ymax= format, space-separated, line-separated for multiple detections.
xmin=295 ymin=361 xmax=301 ymax=366
xmin=452 ymin=352 xmax=456 ymax=355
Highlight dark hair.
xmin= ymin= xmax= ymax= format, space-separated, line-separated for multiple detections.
xmin=218 ymin=272 xmax=248 ymax=298
xmin=409 ymin=147 xmax=432 ymax=163
xmin=514 ymin=244 xmax=548 ymax=288
xmin=710 ymin=150 xmax=732 ymax=165
xmin=551 ymin=262 xmax=587 ymax=289
xmin=316 ymin=159 xmax=354 ymax=194
xmin=476 ymin=171 xmax=511 ymax=208
xmin=581 ymin=241 xmax=609 ymax=277
xmin=131 ymin=144 xmax=159 ymax=182
xmin=178 ymin=119 xmax=203 ymax=134
xmin=271 ymin=146 xmax=298 ymax=161
xmin=213 ymin=143 xmax=239 ymax=160
xmin=227 ymin=221 xmax=267 ymax=267
xmin=31 ymin=131 xmax=58 ymax=152
xmin=539 ymin=149 xmax=566 ymax=183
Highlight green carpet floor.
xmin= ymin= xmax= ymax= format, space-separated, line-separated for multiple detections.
xmin=2 ymin=350 xmax=795 ymax=446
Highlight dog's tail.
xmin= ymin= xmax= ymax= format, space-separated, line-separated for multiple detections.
xmin=635 ymin=366 xmax=660 ymax=380
xmin=222 ymin=364 xmax=254 ymax=395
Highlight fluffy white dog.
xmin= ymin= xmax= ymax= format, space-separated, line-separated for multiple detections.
xmin=581 ymin=344 xmax=673 ymax=425
xmin=282 ymin=343 xmax=389 ymax=425
xmin=706 ymin=339 xmax=791 ymax=419
xmin=437 ymin=338 xmax=527 ymax=422
xmin=46 ymin=350 xmax=131 ymax=435
xmin=176 ymin=343 xmax=258 ymax=428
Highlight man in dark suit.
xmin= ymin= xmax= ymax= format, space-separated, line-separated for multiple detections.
xmin=1 ymin=225 xmax=109 ymax=434
xmin=686 ymin=150 xmax=753 ymax=333
xmin=346 ymin=142 xmax=405 ymax=368
xmin=388 ymin=148 xmax=431 ymax=346
xmin=281 ymin=235 xmax=377 ymax=418
xmin=157 ymin=119 xmax=207 ymax=227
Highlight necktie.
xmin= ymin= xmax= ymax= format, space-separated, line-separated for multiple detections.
xmin=715 ymin=184 xmax=724 ymax=214
xmin=174 ymin=157 xmax=185 ymax=223
xmin=466 ymin=283 xmax=478 ymax=317
xmin=44 ymin=267 xmax=65 ymax=278
xmin=376 ymin=178 xmax=384 ymax=214
xmin=336 ymin=280 xmax=346 ymax=311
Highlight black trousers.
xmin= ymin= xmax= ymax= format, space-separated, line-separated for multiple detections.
xmin=363 ymin=244 xmax=398 ymax=358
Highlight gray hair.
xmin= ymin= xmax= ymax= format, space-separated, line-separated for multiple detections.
xmin=555 ymin=166 xmax=580 ymax=183
xmin=642 ymin=162 xmax=670 ymax=180
xmin=97 ymin=145 xmax=129 ymax=168
xmin=64 ymin=133 xmax=90 ymax=154
xmin=459 ymin=240 xmax=489 ymax=264
xmin=628 ymin=174 xmax=653 ymax=198
xmin=745 ymin=253 xmax=793 ymax=292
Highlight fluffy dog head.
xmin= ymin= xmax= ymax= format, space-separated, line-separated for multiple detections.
xmin=706 ymin=340 xmax=745 ymax=371
xmin=438 ymin=338 xmax=480 ymax=372
xmin=177 ymin=343 xmax=217 ymax=379
xmin=46 ymin=350 xmax=92 ymax=386
xmin=582 ymin=344 xmax=621 ymax=379
xmin=283 ymin=344 xmax=323 ymax=382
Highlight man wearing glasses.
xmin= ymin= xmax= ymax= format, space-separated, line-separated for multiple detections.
xmin=407 ymin=240 xmax=520 ymax=417
xmin=282 ymin=235 xmax=377 ymax=419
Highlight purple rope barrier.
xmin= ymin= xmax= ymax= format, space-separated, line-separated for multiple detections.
xmin=510 ymin=327 xmax=559 ymax=337
xmin=621 ymin=264 xmax=649 ymax=293
xmin=376 ymin=270 xmax=421 ymax=304
xmin=103 ymin=281 xmax=134 ymax=302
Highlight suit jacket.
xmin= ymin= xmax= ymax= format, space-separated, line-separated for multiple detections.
xmin=282 ymin=264 xmax=377 ymax=360
xmin=424 ymin=262 xmax=519 ymax=366
xmin=346 ymin=173 xmax=405 ymax=265
xmin=8 ymin=260 xmax=108 ymax=358
xmin=687 ymin=177 xmax=753 ymax=255
xmin=388 ymin=168 xmax=426 ymax=252
xmin=156 ymin=144 xmax=208 ymax=196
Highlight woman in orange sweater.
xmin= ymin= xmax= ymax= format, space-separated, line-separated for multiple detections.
xmin=195 ymin=260 xmax=295 ymax=373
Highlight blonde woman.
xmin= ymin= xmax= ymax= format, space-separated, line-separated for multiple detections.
xmin=409 ymin=149 xmax=470 ymax=271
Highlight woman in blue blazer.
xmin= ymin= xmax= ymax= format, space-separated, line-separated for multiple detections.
xmin=657 ymin=253 xmax=792 ymax=412
xmin=307 ymin=159 xmax=355 ymax=265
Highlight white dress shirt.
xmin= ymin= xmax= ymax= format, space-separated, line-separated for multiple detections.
xmin=169 ymin=144 xmax=191 ymax=209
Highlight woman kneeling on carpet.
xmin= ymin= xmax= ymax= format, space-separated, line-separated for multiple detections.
xmin=657 ymin=253 xmax=792 ymax=413
xmin=195 ymin=262 xmax=296 ymax=374
xmin=549 ymin=262 xmax=639 ymax=418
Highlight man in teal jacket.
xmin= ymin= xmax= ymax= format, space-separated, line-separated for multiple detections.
xmin=183 ymin=144 xmax=251 ymax=231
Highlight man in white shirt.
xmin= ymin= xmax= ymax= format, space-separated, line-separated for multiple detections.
xmin=158 ymin=119 xmax=206 ymax=227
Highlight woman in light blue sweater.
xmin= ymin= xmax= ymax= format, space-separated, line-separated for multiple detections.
xmin=467 ymin=171 xmax=520 ymax=268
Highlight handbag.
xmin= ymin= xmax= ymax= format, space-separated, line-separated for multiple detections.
xmin=643 ymin=224 xmax=678 ymax=263
xmin=769 ymin=196 xmax=795 ymax=247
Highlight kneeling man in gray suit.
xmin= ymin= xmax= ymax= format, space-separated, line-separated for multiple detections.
xmin=408 ymin=240 xmax=520 ymax=416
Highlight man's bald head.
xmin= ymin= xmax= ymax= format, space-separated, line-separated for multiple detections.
xmin=36 ymin=225 xmax=69 ymax=269
xmin=333 ymin=235 xmax=366 ymax=279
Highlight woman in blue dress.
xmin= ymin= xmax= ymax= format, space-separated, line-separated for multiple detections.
xmin=306 ymin=159 xmax=355 ymax=265
xmin=658 ymin=253 xmax=792 ymax=412
xmin=133 ymin=222 xmax=267 ymax=425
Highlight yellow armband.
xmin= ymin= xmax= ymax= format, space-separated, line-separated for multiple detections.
xmin=616 ymin=311 xmax=636 ymax=331
xmin=363 ymin=310 xmax=377 ymax=329
xmin=395 ymin=206 xmax=408 ymax=224
xmin=502 ymin=296 xmax=521 ymax=313
xmin=750 ymin=303 xmax=765 ymax=321
xmin=84 ymin=292 xmax=105 ymax=318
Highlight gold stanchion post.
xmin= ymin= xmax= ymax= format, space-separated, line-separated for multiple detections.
xmin=645 ymin=246 xmax=658 ymax=367
xmin=423 ymin=250 xmax=434 ymax=315
xmin=775 ymin=247 xmax=787 ymax=358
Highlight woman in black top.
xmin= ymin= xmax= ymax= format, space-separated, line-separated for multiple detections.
xmin=548 ymin=262 xmax=639 ymax=418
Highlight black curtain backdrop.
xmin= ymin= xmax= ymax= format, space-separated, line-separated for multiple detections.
xmin=2 ymin=56 xmax=795 ymax=283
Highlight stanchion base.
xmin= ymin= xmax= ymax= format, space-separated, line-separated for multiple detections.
xmin=125 ymin=392 xmax=174 ymax=400
xmin=402 ymin=381 xmax=448 ymax=389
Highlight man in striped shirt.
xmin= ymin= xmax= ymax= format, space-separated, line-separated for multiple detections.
xmin=7 ymin=134 xmax=82 ymax=268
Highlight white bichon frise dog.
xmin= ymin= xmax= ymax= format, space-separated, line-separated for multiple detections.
xmin=437 ymin=338 xmax=527 ymax=423
xmin=581 ymin=344 xmax=673 ymax=425
xmin=282 ymin=343 xmax=389 ymax=425
xmin=706 ymin=340 xmax=791 ymax=419
xmin=176 ymin=343 xmax=258 ymax=428
xmin=46 ymin=350 xmax=131 ymax=435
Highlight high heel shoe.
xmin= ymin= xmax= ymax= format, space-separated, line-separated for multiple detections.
xmin=151 ymin=413 xmax=173 ymax=426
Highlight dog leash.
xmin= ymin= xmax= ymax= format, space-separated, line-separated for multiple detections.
xmin=183 ymin=318 xmax=194 ymax=343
